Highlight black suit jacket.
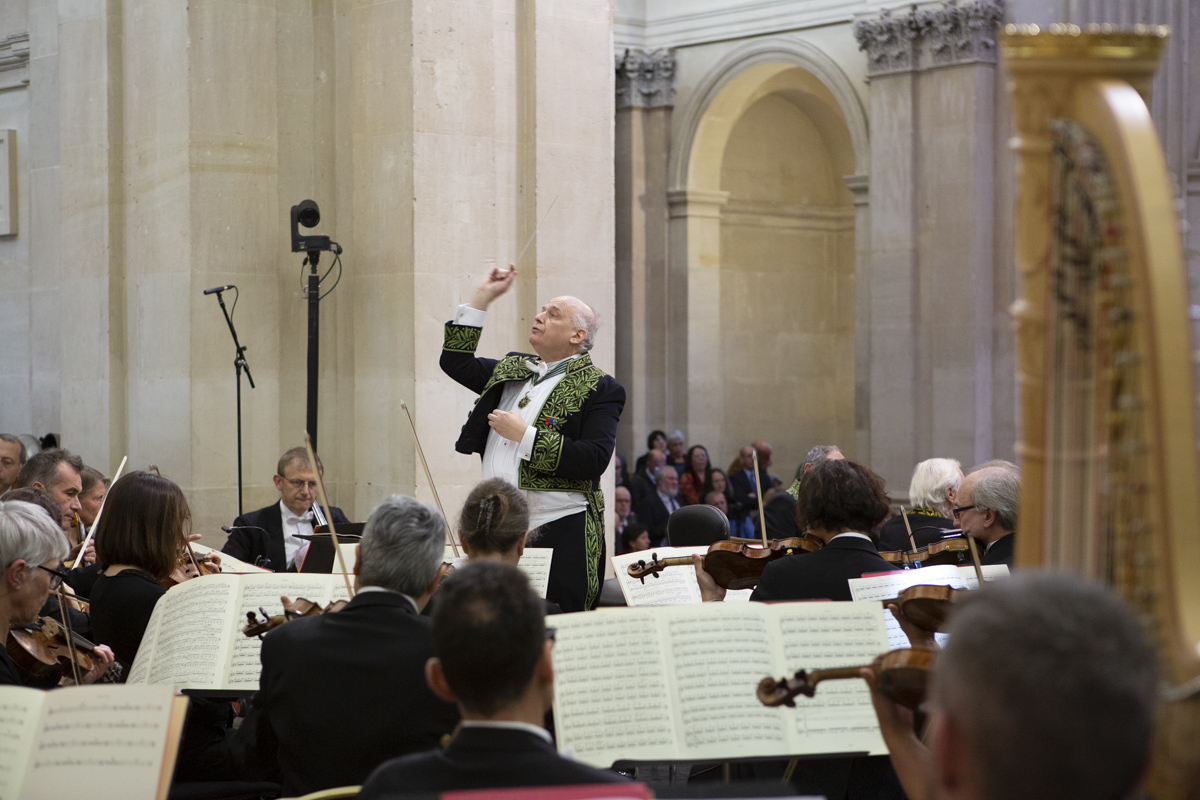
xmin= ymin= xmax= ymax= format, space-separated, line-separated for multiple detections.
xmin=728 ymin=467 xmax=770 ymax=523
xmin=877 ymin=512 xmax=958 ymax=552
xmin=980 ymin=532 xmax=1015 ymax=567
xmin=227 ymin=591 xmax=459 ymax=796
xmin=751 ymin=535 xmax=896 ymax=602
xmin=223 ymin=502 xmax=349 ymax=573
xmin=440 ymin=340 xmax=624 ymax=490
xmin=640 ymin=492 xmax=678 ymax=545
xmin=359 ymin=726 xmax=628 ymax=798
xmin=762 ymin=491 xmax=801 ymax=540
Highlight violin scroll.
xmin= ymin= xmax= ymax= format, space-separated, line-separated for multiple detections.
xmin=756 ymin=671 xmax=817 ymax=708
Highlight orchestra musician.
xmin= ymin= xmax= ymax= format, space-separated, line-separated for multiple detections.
xmin=864 ymin=572 xmax=1156 ymax=800
xmin=878 ymin=457 xmax=962 ymax=552
xmin=223 ymin=446 xmax=350 ymax=572
xmin=226 ymin=494 xmax=459 ymax=796
xmin=14 ymin=447 xmax=83 ymax=543
xmin=440 ymin=266 xmax=625 ymax=612
xmin=952 ymin=465 xmax=1019 ymax=568
xmin=359 ymin=562 xmax=629 ymax=797
xmin=0 ymin=499 xmax=114 ymax=686
xmin=456 ymin=477 xmax=562 ymax=615
xmin=0 ymin=433 xmax=25 ymax=492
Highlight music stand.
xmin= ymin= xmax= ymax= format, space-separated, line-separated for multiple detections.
xmin=297 ymin=523 xmax=364 ymax=573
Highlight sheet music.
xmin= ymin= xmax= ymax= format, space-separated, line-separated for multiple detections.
xmin=21 ymin=685 xmax=178 ymax=800
xmin=331 ymin=543 xmax=358 ymax=573
xmin=0 ymin=687 xmax=41 ymax=799
xmin=610 ymin=546 xmax=707 ymax=605
xmin=141 ymin=578 xmax=236 ymax=688
xmin=191 ymin=541 xmax=268 ymax=573
xmin=959 ymin=563 xmax=1010 ymax=587
xmin=774 ymin=602 xmax=889 ymax=755
xmin=847 ymin=566 xmax=965 ymax=649
xmin=664 ymin=606 xmax=788 ymax=759
xmin=517 ymin=548 xmax=552 ymax=598
xmin=552 ymin=609 xmax=678 ymax=765
xmin=226 ymin=574 xmax=341 ymax=689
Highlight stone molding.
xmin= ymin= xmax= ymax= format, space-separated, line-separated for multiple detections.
xmin=616 ymin=49 xmax=676 ymax=109
xmin=722 ymin=200 xmax=855 ymax=232
xmin=0 ymin=32 xmax=30 ymax=93
xmin=854 ymin=1 xmax=1004 ymax=76
xmin=666 ymin=188 xmax=728 ymax=219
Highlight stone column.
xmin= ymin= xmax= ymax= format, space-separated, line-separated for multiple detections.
xmin=615 ymin=49 xmax=674 ymax=461
xmin=844 ymin=174 xmax=871 ymax=463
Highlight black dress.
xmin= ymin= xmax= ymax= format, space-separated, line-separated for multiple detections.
xmin=0 ymin=648 xmax=21 ymax=686
xmin=89 ymin=569 xmax=165 ymax=677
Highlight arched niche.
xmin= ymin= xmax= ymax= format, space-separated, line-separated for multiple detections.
xmin=667 ymin=38 xmax=867 ymax=474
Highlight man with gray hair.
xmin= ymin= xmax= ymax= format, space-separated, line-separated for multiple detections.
xmin=953 ymin=465 xmax=1019 ymax=567
xmin=865 ymin=572 xmax=1156 ymax=800
xmin=0 ymin=434 xmax=26 ymax=491
xmin=441 ymin=265 xmax=625 ymax=612
xmin=16 ymin=447 xmax=84 ymax=533
xmin=228 ymin=494 xmax=459 ymax=795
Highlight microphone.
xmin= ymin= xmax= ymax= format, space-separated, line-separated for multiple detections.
xmin=221 ymin=525 xmax=269 ymax=533
xmin=203 ymin=285 xmax=235 ymax=295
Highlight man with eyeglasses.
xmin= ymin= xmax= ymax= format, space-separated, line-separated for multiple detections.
xmin=222 ymin=446 xmax=350 ymax=572
xmin=952 ymin=464 xmax=1019 ymax=568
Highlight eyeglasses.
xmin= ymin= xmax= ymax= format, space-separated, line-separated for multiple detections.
xmin=37 ymin=564 xmax=70 ymax=590
xmin=951 ymin=504 xmax=977 ymax=517
xmin=285 ymin=478 xmax=319 ymax=491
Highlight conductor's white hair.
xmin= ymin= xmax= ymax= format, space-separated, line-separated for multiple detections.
xmin=908 ymin=458 xmax=962 ymax=517
xmin=572 ymin=302 xmax=598 ymax=353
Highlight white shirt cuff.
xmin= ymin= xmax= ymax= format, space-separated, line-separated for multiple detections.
xmin=519 ymin=425 xmax=537 ymax=461
xmin=455 ymin=304 xmax=487 ymax=327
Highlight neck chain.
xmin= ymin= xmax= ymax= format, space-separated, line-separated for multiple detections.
xmin=518 ymin=359 xmax=574 ymax=409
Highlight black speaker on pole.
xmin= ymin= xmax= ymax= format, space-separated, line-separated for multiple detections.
xmin=290 ymin=200 xmax=342 ymax=451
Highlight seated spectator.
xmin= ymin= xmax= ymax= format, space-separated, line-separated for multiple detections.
xmin=753 ymin=439 xmax=780 ymax=489
xmin=705 ymin=469 xmax=752 ymax=537
xmin=613 ymin=454 xmax=629 ymax=488
xmin=865 ymin=572 xmax=1156 ymax=800
xmin=641 ymin=467 xmax=681 ymax=545
xmin=359 ymin=562 xmax=628 ymax=796
xmin=629 ymin=448 xmax=665 ymax=522
xmin=728 ymin=446 xmax=771 ymax=532
xmin=678 ymin=445 xmax=712 ymax=506
xmin=878 ymin=458 xmax=962 ymax=552
xmin=665 ymin=431 xmax=687 ymax=476
xmin=0 ymin=434 xmax=26 ymax=492
xmin=227 ymin=494 xmax=459 ymax=795
xmin=620 ymin=521 xmax=650 ymax=554
xmin=457 ymin=477 xmax=561 ymax=615
xmin=632 ymin=430 xmax=667 ymax=476
xmin=613 ymin=486 xmax=636 ymax=541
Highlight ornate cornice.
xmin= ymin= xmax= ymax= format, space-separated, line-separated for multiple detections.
xmin=0 ymin=32 xmax=30 ymax=93
xmin=615 ymin=49 xmax=676 ymax=109
xmin=855 ymin=1 xmax=1004 ymax=76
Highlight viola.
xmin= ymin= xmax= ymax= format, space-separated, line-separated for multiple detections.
xmin=628 ymin=536 xmax=820 ymax=589
xmin=242 ymin=596 xmax=348 ymax=638
xmin=757 ymin=648 xmax=935 ymax=711
xmin=7 ymin=616 xmax=122 ymax=686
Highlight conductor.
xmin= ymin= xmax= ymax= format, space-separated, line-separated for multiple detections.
xmin=441 ymin=267 xmax=625 ymax=612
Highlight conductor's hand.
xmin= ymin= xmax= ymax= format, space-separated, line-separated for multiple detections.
xmin=469 ymin=266 xmax=517 ymax=311
xmin=694 ymin=554 xmax=726 ymax=602
xmin=488 ymin=410 xmax=530 ymax=443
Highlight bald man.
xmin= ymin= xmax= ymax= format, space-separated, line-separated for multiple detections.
xmin=441 ymin=266 xmax=625 ymax=612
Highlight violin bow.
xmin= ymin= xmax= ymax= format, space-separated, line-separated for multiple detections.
xmin=400 ymin=399 xmax=460 ymax=558
xmin=965 ymin=532 xmax=985 ymax=584
xmin=54 ymin=588 xmax=83 ymax=685
xmin=303 ymin=435 xmax=355 ymax=598
xmin=752 ymin=449 xmax=769 ymax=547
xmin=900 ymin=505 xmax=921 ymax=567
xmin=69 ymin=455 xmax=127 ymax=569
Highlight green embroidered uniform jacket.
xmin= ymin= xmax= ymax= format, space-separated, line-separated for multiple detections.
xmin=440 ymin=322 xmax=625 ymax=493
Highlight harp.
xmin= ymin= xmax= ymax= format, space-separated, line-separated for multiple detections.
xmin=1004 ymin=25 xmax=1200 ymax=797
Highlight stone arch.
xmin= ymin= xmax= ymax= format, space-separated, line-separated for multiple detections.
xmin=666 ymin=36 xmax=868 ymax=472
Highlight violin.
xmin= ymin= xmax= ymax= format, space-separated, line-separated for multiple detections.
xmin=884 ymin=584 xmax=966 ymax=632
xmin=628 ymin=537 xmax=820 ymax=589
xmin=7 ymin=616 xmax=123 ymax=686
xmin=757 ymin=648 xmax=935 ymax=711
xmin=908 ymin=536 xmax=971 ymax=567
xmin=161 ymin=548 xmax=221 ymax=589
xmin=242 ymin=596 xmax=348 ymax=638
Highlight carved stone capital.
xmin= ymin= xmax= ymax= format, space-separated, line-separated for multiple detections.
xmin=855 ymin=1 xmax=1004 ymax=75
xmin=916 ymin=0 xmax=1005 ymax=66
xmin=0 ymin=32 xmax=30 ymax=93
xmin=616 ymin=49 xmax=676 ymax=109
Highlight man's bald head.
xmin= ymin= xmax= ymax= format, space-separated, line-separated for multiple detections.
xmin=529 ymin=296 xmax=598 ymax=361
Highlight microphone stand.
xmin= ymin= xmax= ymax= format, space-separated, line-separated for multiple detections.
xmin=210 ymin=289 xmax=255 ymax=516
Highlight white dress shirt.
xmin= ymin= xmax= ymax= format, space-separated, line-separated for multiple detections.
xmin=657 ymin=490 xmax=680 ymax=515
xmin=458 ymin=719 xmax=554 ymax=745
xmin=279 ymin=500 xmax=314 ymax=569
xmin=455 ymin=304 xmax=588 ymax=530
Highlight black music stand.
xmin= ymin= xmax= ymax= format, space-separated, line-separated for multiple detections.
xmin=297 ymin=524 xmax=364 ymax=573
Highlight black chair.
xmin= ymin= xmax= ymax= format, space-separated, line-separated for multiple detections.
xmin=666 ymin=504 xmax=729 ymax=547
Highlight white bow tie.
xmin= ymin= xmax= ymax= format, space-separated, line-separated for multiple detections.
xmin=287 ymin=511 xmax=314 ymax=524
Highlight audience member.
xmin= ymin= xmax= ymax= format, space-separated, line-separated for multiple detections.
xmin=878 ymin=458 xmax=962 ymax=552
xmin=629 ymin=448 xmax=665 ymax=521
xmin=223 ymin=446 xmax=350 ymax=572
xmin=704 ymin=468 xmax=751 ymax=537
xmin=768 ymin=445 xmax=845 ymax=540
xmin=633 ymin=430 xmax=667 ymax=476
xmin=865 ymin=572 xmax=1156 ymax=800
xmin=753 ymin=439 xmax=780 ymax=489
xmin=728 ymin=445 xmax=771 ymax=532
xmin=0 ymin=434 xmax=26 ymax=492
xmin=678 ymin=445 xmax=712 ymax=505
xmin=0 ymin=500 xmax=113 ymax=686
xmin=620 ymin=521 xmax=651 ymax=554
xmin=955 ymin=465 xmax=1019 ymax=567
xmin=613 ymin=485 xmax=636 ymax=541
xmin=359 ymin=562 xmax=628 ymax=796
xmin=665 ymin=431 xmax=687 ymax=476
xmin=613 ymin=454 xmax=629 ymax=488
xmin=78 ymin=465 xmax=108 ymax=528
xmin=15 ymin=447 xmax=83 ymax=535
xmin=641 ymin=467 xmax=681 ymax=545
xmin=228 ymin=494 xmax=459 ymax=795
xmin=457 ymin=477 xmax=561 ymax=615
